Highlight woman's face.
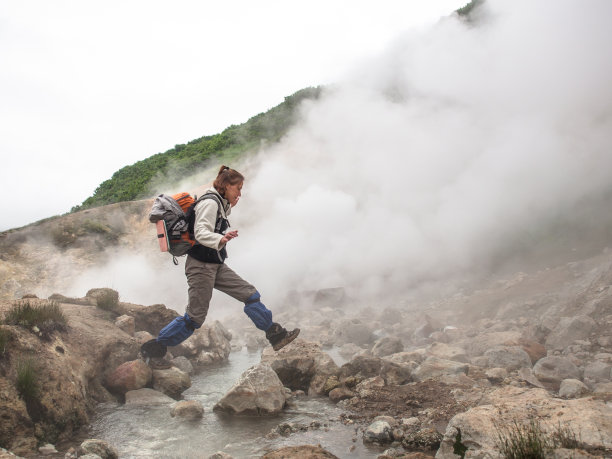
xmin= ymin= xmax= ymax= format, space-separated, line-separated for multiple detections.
xmin=225 ymin=181 xmax=243 ymax=207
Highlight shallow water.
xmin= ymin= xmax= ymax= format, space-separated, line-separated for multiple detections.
xmin=89 ymin=348 xmax=385 ymax=458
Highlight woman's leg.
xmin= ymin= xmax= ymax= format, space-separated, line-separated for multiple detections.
xmin=149 ymin=257 xmax=217 ymax=351
xmin=215 ymin=264 xmax=299 ymax=350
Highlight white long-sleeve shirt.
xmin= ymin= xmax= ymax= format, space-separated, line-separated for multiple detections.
xmin=192 ymin=188 xmax=231 ymax=250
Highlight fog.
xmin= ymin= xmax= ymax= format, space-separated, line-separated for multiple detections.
xmin=63 ymin=0 xmax=612 ymax=314
xmin=227 ymin=0 xmax=612 ymax=304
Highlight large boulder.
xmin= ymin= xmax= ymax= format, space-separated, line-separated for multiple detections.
xmin=261 ymin=339 xmax=339 ymax=394
xmin=484 ymin=346 xmax=532 ymax=370
xmin=169 ymin=320 xmax=232 ymax=365
xmin=533 ymin=356 xmax=581 ymax=390
xmin=214 ymin=363 xmax=286 ymax=415
xmin=411 ymin=357 xmax=468 ymax=382
xmin=545 ymin=315 xmax=596 ymax=350
xmin=151 ymin=367 xmax=191 ymax=400
xmin=105 ymin=360 xmax=152 ymax=394
xmin=436 ymin=386 xmax=612 ymax=458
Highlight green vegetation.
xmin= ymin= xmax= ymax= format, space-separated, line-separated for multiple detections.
xmin=496 ymin=418 xmax=581 ymax=459
xmin=16 ymin=357 xmax=40 ymax=402
xmin=456 ymin=0 xmax=485 ymax=18
xmin=73 ymin=87 xmax=321 ymax=212
xmin=3 ymin=300 xmax=67 ymax=335
xmin=90 ymin=288 xmax=120 ymax=312
xmin=0 ymin=327 xmax=9 ymax=356
xmin=453 ymin=428 xmax=468 ymax=458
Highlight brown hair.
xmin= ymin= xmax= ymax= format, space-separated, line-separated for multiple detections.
xmin=213 ymin=165 xmax=244 ymax=197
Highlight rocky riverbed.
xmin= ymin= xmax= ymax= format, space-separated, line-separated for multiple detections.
xmin=1 ymin=243 xmax=611 ymax=458
xmin=1 ymin=201 xmax=611 ymax=458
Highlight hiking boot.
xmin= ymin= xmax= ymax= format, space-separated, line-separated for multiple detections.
xmin=148 ymin=357 xmax=172 ymax=370
xmin=140 ymin=339 xmax=167 ymax=359
xmin=266 ymin=323 xmax=300 ymax=351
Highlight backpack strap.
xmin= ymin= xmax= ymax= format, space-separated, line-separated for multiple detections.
xmin=186 ymin=192 xmax=228 ymax=235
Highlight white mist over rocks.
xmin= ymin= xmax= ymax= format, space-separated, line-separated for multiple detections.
xmin=221 ymin=0 xmax=612 ymax=306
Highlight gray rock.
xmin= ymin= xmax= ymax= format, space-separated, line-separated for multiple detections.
xmin=485 ymin=345 xmax=532 ymax=370
xmin=545 ymin=315 xmax=596 ymax=350
xmin=38 ymin=444 xmax=57 ymax=455
xmin=593 ymin=381 xmax=612 ymax=394
xmin=412 ymin=357 xmax=468 ymax=382
xmin=558 ymin=379 xmax=589 ymax=398
xmin=485 ymin=367 xmax=508 ymax=383
xmin=436 ymin=387 xmax=612 ymax=458
xmin=171 ymin=356 xmax=194 ymax=375
xmin=371 ymin=336 xmax=404 ymax=357
xmin=214 ymin=363 xmax=286 ymax=415
xmin=207 ymin=453 xmax=233 ymax=459
xmin=261 ymin=339 xmax=339 ymax=395
xmin=426 ymin=342 xmax=468 ymax=363
xmin=152 ymin=367 xmax=191 ymax=399
xmin=114 ymin=314 xmax=135 ymax=336
xmin=517 ymin=368 xmax=546 ymax=388
xmin=583 ymin=361 xmax=611 ymax=383
xmin=533 ymin=356 xmax=581 ymax=389
xmin=333 ymin=319 xmax=375 ymax=346
xmin=171 ymin=400 xmax=204 ymax=420
xmin=328 ymin=387 xmax=355 ymax=403
xmin=363 ymin=420 xmax=392 ymax=443
xmin=79 ymin=439 xmax=118 ymax=459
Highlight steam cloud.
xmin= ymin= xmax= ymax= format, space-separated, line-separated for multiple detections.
xmin=225 ymin=0 xmax=612 ymax=305
xmin=66 ymin=0 xmax=612 ymax=313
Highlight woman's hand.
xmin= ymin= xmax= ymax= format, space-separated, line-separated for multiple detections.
xmin=220 ymin=230 xmax=239 ymax=246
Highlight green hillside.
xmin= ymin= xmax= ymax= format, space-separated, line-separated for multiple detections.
xmin=72 ymin=86 xmax=321 ymax=211
xmin=73 ymin=1 xmax=481 ymax=213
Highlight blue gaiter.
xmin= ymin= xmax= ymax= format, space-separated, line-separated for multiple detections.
xmin=157 ymin=313 xmax=201 ymax=346
xmin=243 ymin=291 xmax=273 ymax=331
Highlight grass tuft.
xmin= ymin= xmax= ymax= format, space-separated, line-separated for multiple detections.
xmin=3 ymin=300 xmax=67 ymax=335
xmin=92 ymin=289 xmax=120 ymax=312
xmin=496 ymin=417 xmax=582 ymax=459
xmin=0 ymin=327 xmax=10 ymax=356
xmin=16 ymin=357 xmax=39 ymax=401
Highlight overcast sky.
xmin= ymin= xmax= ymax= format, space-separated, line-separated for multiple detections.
xmin=0 ymin=0 xmax=466 ymax=231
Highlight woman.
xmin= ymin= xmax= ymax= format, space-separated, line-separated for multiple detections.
xmin=141 ymin=165 xmax=299 ymax=368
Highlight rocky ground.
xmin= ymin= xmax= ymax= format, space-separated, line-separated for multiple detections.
xmin=0 ymin=200 xmax=611 ymax=458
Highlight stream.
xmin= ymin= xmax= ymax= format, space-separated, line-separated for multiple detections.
xmin=88 ymin=348 xmax=386 ymax=458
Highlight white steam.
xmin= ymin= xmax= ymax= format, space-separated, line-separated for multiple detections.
xmin=223 ymin=0 xmax=612 ymax=305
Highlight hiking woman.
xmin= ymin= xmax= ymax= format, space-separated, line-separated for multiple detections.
xmin=141 ymin=165 xmax=299 ymax=367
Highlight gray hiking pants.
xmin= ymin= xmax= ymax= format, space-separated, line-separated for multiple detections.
xmin=184 ymin=255 xmax=257 ymax=326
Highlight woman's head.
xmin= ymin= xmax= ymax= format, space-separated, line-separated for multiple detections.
xmin=213 ymin=165 xmax=244 ymax=207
